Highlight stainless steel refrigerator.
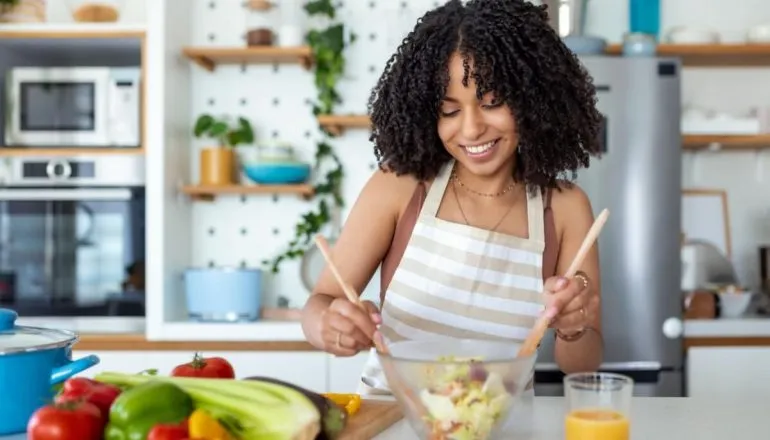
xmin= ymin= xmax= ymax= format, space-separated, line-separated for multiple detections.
xmin=533 ymin=56 xmax=684 ymax=397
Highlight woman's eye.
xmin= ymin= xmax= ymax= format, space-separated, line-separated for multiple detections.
xmin=440 ymin=109 xmax=459 ymax=117
xmin=483 ymin=100 xmax=503 ymax=109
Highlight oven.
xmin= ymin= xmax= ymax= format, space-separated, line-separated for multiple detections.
xmin=0 ymin=155 xmax=145 ymax=316
xmin=4 ymin=66 xmax=141 ymax=148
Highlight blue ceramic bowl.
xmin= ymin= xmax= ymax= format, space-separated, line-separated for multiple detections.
xmin=242 ymin=162 xmax=311 ymax=185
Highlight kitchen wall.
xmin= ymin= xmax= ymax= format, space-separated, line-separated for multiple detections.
xmin=172 ymin=0 xmax=770 ymax=318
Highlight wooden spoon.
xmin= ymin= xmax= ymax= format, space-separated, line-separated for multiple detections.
xmin=314 ymin=234 xmax=390 ymax=354
xmin=517 ymin=208 xmax=610 ymax=357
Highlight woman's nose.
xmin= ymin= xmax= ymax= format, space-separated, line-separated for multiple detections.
xmin=460 ymin=109 xmax=485 ymax=140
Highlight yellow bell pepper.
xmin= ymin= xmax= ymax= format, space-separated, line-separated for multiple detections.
xmin=188 ymin=408 xmax=232 ymax=440
xmin=322 ymin=393 xmax=362 ymax=416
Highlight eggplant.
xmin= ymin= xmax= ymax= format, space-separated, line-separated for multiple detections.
xmin=243 ymin=376 xmax=347 ymax=439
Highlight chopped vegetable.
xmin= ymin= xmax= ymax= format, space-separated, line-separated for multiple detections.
xmin=104 ymin=381 xmax=194 ymax=440
xmin=147 ymin=421 xmax=189 ymax=440
xmin=322 ymin=393 xmax=362 ymax=416
xmin=244 ymin=376 xmax=347 ymax=440
xmin=188 ymin=409 xmax=232 ymax=440
xmin=420 ymin=357 xmax=512 ymax=440
xmin=27 ymin=400 xmax=104 ymax=440
xmin=171 ymin=353 xmax=235 ymax=379
xmin=95 ymin=372 xmax=321 ymax=440
xmin=55 ymin=377 xmax=122 ymax=419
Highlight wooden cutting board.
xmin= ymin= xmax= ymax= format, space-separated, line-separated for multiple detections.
xmin=338 ymin=399 xmax=404 ymax=439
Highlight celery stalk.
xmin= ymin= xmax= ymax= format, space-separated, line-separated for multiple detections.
xmin=95 ymin=372 xmax=320 ymax=440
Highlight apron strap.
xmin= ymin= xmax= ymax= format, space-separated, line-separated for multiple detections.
xmin=420 ymin=160 xmax=454 ymax=218
xmin=526 ymin=186 xmax=545 ymax=243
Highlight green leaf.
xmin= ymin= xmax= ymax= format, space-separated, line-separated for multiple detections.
xmin=238 ymin=117 xmax=255 ymax=143
xmin=303 ymin=0 xmax=335 ymax=18
xmin=208 ymin=121 xmax=228 ymax=137
xmin=193 ymin=114 xmax=214 ymax=137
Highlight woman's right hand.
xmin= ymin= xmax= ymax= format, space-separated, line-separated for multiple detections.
xmin=320 ymin=298 xmax=381 ymax=356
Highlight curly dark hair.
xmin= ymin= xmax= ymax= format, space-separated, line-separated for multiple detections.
xmin=367 ymin=0 xmax=603 ymax=192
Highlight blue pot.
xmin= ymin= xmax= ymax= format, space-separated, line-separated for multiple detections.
xmin=184 ymin=268 xmax=263 ymax=322
xmin=0 ymin=309 xmax=100 ymax=435
xmin=242 ymin=162 xmax=311 ymax=185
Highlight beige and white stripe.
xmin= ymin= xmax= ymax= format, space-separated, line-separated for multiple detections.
xmin=378 ymin=161 xmax=546 ymax=345
xmin=359 ymin=160 xmax=547 ymax=395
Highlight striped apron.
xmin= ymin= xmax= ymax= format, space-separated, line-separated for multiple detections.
xmin=358 ymin=160 xmax=546 ymax=399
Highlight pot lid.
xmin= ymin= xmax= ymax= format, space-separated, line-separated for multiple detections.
xmin=0 ymin=308 xmax=77 ymax=355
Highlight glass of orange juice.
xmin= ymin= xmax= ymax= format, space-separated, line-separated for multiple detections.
xmin=564 ymin=372 xmax=633 ymax=440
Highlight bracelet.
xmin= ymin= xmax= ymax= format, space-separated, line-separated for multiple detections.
xmin=573 ymin=272 xmax=589 ymax=291
xmin=555 ymin=327 xmax=587 ymax=341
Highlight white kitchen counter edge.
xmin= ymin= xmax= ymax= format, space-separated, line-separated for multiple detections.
xmin=16 ymin=316 xmax=770 ymax=341
xmin=683 ymin=315 xmax=770 ymax=337
xmin=14 ymin=317 xmax=310 ymax=342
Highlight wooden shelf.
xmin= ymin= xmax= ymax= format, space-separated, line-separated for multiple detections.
xmin=605 ymin=43 xmax=770 ymax=66
xmin=0 ymin=24 xmax=145 ymax=39
xmin=317 ymin=114 xmax=371 ymax=136
xmin=182 ymin=46 xmax=313 ymax=71
xmin=682 ymin=134 xmax=770 ymax=150
xmin=181 ymin=184 xmax=314 ymax=201
xmin=0 ymin=147 xmax=144 ymax=157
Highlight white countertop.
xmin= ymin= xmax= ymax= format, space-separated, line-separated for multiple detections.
xmin=3 ymin=396 xmax=765 ymax=440
xmin=375 ymin=396 xmax=768 ymax=439
xmin=684 ymin=315 xmax=770 ymax=337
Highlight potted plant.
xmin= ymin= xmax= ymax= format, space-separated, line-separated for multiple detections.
xmin=0 ymin=0 xmax=46 ymax=23
xmin=193 ymin=114 xmax=255 ymax=186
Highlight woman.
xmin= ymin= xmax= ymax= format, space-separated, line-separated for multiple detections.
xmin=301 ymin=0 xmax=605 ymax=395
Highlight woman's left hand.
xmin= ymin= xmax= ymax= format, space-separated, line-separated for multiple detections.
xmin=542 ymin=272 xmax=596 ymax=334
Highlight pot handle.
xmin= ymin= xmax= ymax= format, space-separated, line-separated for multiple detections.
xmin=50 ymin=355 xmax=100 ymax=385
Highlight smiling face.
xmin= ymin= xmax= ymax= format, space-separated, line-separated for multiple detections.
xmin=437 ymin=52 xmax=519 ymax=178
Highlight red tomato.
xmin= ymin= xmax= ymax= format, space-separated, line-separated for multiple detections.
xmin=148 ymin=422 xmax=189 ymax=440
xmin=55 ymin=377 xmax=121 ymax=419
xmin=171 ymin=352 xmax=235 ymax=378
xmin=27 ymin=400 xmax=104 ymax=440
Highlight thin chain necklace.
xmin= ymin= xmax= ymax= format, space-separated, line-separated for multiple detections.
xmin=452 ymin=178 xmax=519 ymax=232
xmin=451 ymin=172 xmax=515 ymax=198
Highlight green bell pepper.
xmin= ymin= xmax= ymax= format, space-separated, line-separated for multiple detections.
xmin=104 ymin=380 xmax=194 ymax=440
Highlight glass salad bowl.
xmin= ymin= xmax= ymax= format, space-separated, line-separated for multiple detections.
xmin=379 ymin=339 xmax=537 ymax=440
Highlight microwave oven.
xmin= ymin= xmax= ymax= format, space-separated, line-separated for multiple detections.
xmin=4 ymin=67 xmax=141 ymax=148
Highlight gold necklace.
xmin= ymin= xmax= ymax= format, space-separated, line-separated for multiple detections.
xmin=451 ymin=172 xmax=515 ymax=198
xmin=452 ymin=179 xmax=518 ymax=232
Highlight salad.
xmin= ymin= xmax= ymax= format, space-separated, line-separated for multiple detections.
xmin=418 ymin=356 xmax=513 ymax=440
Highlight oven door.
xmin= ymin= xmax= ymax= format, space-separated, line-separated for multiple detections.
xmin=0 ymin=187 xmax=145 ymax=316
xmin=5 ymin=67 xmax=110 ymax=147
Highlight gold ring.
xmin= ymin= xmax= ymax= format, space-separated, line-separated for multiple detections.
xmin=335 ymin=332 xmax=342 ymax=349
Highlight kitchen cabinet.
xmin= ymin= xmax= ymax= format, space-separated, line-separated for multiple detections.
xmin=72 ymin=351 xmax=328 ymax=393
xmin=328 ymin=352 xmax=370 ymax=393
xmin=686 ymin=346 xmax=770 ymax=399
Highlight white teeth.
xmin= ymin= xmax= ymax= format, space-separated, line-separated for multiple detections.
xmin=464 ymin=141 xmax=495 ymax=154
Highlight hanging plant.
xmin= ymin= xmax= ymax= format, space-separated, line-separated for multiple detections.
xmin=263 ymin=0 xmax=355 ymax=273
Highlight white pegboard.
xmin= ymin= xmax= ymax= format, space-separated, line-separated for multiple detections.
xmin=186 ymin=0 xmax=444 ymax=308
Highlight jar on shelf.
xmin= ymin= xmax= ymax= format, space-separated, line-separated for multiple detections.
xmin=277 ymin=0 xmax=306 ymax=47
xmin=66 ymin=0 xmax=124 ymax=23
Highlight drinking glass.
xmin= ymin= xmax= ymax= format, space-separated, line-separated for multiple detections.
xmin=564 ymin=372 xmax=633 ymax=440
